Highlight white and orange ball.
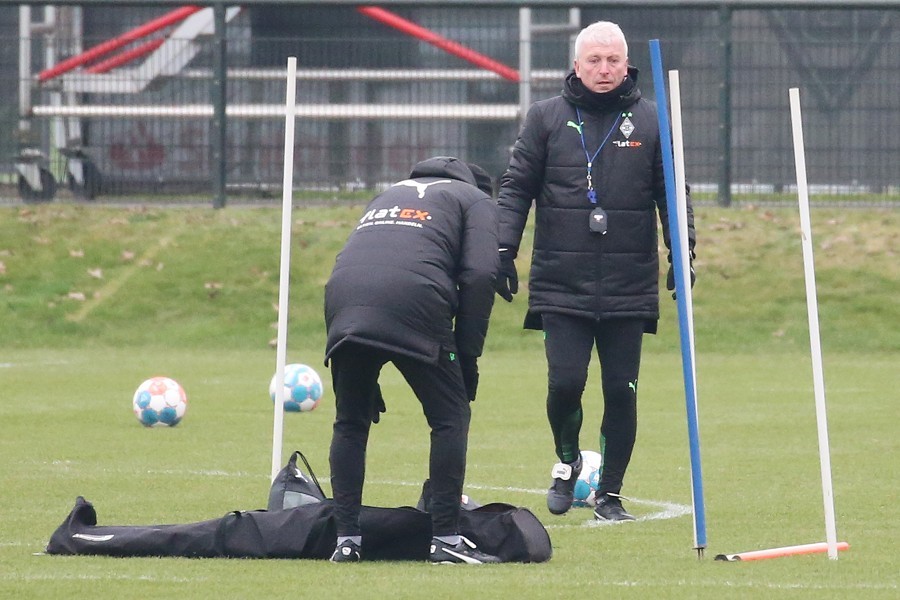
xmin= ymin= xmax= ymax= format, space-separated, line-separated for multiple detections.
xmin=132 ymin=377 xmax=188 ymax=427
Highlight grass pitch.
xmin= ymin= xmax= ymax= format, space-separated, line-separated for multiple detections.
xmin=0 ymin=203 xmax=898 ymax=598
xmin=2 ymin=347 xmax=897 ymax=599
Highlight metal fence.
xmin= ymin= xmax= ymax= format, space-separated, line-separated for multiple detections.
xmin=2 ymin=2 xmax=899 ymax=205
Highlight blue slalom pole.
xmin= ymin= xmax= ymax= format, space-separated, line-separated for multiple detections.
xmin=649 ymin=39 xmax=707 ymax=555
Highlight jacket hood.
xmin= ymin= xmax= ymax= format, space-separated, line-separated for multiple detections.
xmin=409 ymin=156 xmax=478 ymax=187
xmin=562 ymin=65 xmax=641 ymax=113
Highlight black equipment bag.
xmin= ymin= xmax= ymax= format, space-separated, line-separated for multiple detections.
xmin=46 ymin=450 xmax=551 ymax=563
xmin=46 ymin=496 xmax=551 ymax=563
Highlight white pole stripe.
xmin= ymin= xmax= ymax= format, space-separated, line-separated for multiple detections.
xmin=668 ymin=68 xmax=704 ymax=550
xmin=271 ymin=57 xmax=297 ymax=482
xmin=789 ymin=87 xmax=839 ymax=560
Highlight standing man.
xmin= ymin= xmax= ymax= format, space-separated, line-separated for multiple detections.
xmin=325 ymin=156 xmax=501 ymax=564
xmin=495 ymin=21 xmax=695 ymax=521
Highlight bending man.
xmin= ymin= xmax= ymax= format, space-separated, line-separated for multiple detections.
xmin=325 ymin=157 xmax=501 ymax=563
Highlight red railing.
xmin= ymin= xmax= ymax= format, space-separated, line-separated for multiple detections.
xmin=38 ymin=5 xmax=201 ymax=82
xmin=38 ymin=5 xmax=520 ymax=85
xmin=86 ymin=38 xmax=166 ymax=74
xmin=357 ymin=6 xmax=520 ymax=82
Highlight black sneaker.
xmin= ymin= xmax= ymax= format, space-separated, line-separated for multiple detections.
xmin=593 ymin=492 xmax=636 ymax=522
xmin=429 ymin=536 xmax=501 ymax=564
xmin=330 ymin=539 xmax=362 ymax=563
xmin=546 ymin=457 xmax=582 ymax=515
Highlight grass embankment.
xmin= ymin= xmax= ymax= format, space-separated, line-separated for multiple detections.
xmin=1 ymin=203 xmax=897 ymax=353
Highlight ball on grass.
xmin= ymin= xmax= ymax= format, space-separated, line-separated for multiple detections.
xmin=132 ymin=376 xmax=188 ymax=427
xmin=269 ymin=363 xmax=323 ymax=413
xmin=573 ymin=450 xmax=603 ymax=507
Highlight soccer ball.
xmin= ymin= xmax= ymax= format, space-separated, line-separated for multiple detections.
xmin=580 ymin=450 xmax=603 ymax=474
xmin=269 ymin=363 xmax=324 ymax=413
xmin=573 ymin=450 xmax=603 ymax=507
xmin=132 ymin=377 xmax=188 ymax=427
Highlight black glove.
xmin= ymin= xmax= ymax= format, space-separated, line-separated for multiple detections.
xmin=666 ymin=251 xmax=696 ymax=300
xmin=494 ymin=249 xmax=518 ymax=302
xmin=458 ymin=354 xmax=479 ymax=402
xmin=370 ymin=383 xmax=386 ymax=424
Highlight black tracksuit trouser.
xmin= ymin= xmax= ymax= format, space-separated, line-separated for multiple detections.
xmin=328 ymin=342 xmax=471 ymax=538
xmin=542 ymin=313 xmax=644 ymax=496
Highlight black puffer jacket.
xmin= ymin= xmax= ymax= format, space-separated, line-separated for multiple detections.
xmin=498 ymin=68 xmax=694 ymax=332
xmin=325 ymin=157 xmax=499 ymax=364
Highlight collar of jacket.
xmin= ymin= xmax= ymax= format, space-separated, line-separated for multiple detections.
xmin=562 ymin=65 xmax=641 ymax=113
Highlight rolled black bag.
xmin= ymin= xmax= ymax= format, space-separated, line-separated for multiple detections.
xmin=46 ymin=450 xmax=551 ymax=562
xmin=46 ymin=496 xmax=551 ymax=562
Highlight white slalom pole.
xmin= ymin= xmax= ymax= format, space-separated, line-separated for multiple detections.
xmin=789 ymin=87 xmax=839 ymax=560
xmin=271 ymin=56 xmax=298 ymax=482
xmin=669 ymin=70 xmax=697 ymax=393
xmin=669 ymin=68 xmax=705 ymax=553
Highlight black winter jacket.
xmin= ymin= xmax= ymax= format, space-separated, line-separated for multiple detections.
xmin=498 ymin=68 xmax=694 ymax=332
xmin=325 ymin=157 xmax=499 ymax=364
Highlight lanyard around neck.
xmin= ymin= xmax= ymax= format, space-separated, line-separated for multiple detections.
xmin=575 ymin=107 xmax=621 ymax=204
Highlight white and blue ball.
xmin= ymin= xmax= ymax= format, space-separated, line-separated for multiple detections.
xmin=132 ymin=376 xmax=188 ymax=427
xmin=269 ymin=363 xmax=323 ymax=413
xmin=573 ymin=450 xmax=603 ymax=507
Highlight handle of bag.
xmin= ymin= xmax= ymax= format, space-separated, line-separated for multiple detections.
xmin=289 ymin=450 xmax=327 ymax=499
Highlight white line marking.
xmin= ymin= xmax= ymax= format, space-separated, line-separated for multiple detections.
xmin=20 ymin=467 xmax=692 ymax=526
xmin=141 ymin=469 xmax=259 ymax=478
xmin=604 ymin=580 xmax=897 ymax=591
xmin=5 ymin=572 xmax=208 ymax=583
xmin=41 ymin=470 xmax=691 ymax=527
xmin=0 ymin=359 xmax=72 ymax=368
xmin=373 ymin=479 xmax=692 ymax=526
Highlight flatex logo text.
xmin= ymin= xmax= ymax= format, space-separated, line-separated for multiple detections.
xmin=357 ymin=205 xmax=432 ymax=230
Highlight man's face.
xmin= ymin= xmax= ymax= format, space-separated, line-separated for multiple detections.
xmin=574 ymin=39 xmax=628 ymax=93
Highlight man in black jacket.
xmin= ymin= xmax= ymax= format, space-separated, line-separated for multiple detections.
xmin=495 ymin=21 xmax=696 ymax=521
xmin=325 ymin=156 xmax=501 ymax=564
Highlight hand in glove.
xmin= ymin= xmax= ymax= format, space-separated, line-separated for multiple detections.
xmin=370 ymin=383 xmax=387 ymax=424
xmin=494 ymin=248 xmax=518 ymax=302
xmin=458 ymin=354 xmax=479 ymax=402
xmin=666 ymin=251 xmax=696 ymax=300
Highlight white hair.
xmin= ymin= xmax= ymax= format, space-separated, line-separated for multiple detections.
xmin=574 ymin=21 xmax=628 ymax=60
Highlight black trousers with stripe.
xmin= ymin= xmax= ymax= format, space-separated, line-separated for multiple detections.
xmin=542 ymin=313 xmax=644 ymax=496
xmin=328 ymin=342 xmax=471 ymax=538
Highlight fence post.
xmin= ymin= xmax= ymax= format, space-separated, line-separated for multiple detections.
xmin=211 ymin=2 xmax=227 ymax=209
xmin=518 ymin=8 xmax=531 ymax=127
xmin=717 ymin=4 xmax=732 ymax=207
